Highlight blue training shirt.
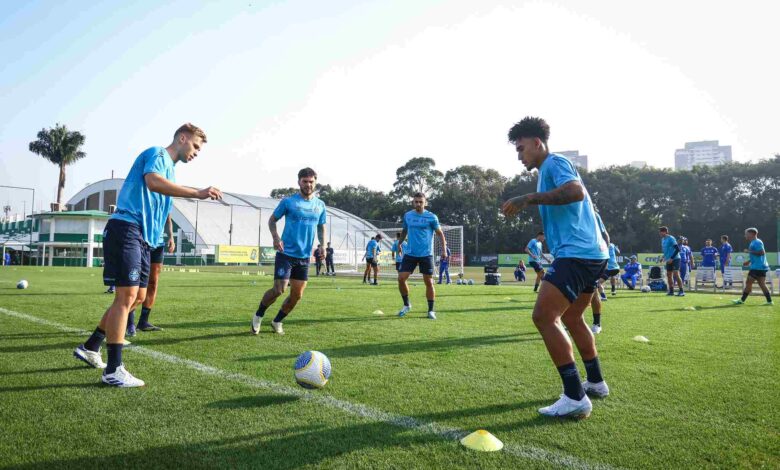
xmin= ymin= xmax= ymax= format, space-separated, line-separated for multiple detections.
xmin=403 ymin=209 xmax=440 ymax=257
xmin=391 ymin=240 xmax=407 ymax=262
xmin=624 ymin=261 xmax=641 ymax=276
xmin=537 ymin=154 xmax=608 ymax=260
xmin=272 ymin=193 xmax=327 ymax=259
xmin=719 ymin=243 xmax=733 ymax=266
xmin=607 ymin=243 xmax=619 ymax=270
xmin=527 ymin=239 xmax=543 ymax=262
xmin=662 ymin=235 xmax=680 ymax=260
xmin=366 ymin=239 xmax=378 ymax=258
xmin=700 ymin=246 xmax=718 ymax=267
xmin=112 ymin=146 xmax=175 ymax=247
xmin=749 ymin=238 xmax=769 ymax=270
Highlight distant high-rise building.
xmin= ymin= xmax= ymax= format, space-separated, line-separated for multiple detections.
xmin=674 ymin=141 xmax=732 ymax=170
xmin=557 ymin=150 xmax=588 ymax=170
xmin=629 ymin=161 xmax=647 ymax=169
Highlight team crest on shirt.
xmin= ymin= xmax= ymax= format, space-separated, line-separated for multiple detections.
xmin=129 ymin=269 xmax=140 ymax=282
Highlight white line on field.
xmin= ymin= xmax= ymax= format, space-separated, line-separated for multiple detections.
xmin=0 ymin=307 xmax=617 ymax=470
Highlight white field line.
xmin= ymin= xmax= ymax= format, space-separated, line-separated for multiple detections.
xmin=0 ymin=307 xmax=617 ymax=470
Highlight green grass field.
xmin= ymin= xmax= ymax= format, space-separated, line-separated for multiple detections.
xmin=0 ymin=267 xmax=777 ymax=469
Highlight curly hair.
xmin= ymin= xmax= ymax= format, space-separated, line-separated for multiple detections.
xmin=507 ymin=116 xmax=550 ymax=144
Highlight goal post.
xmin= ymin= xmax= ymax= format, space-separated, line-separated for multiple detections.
xmin=353 ymin=226 xmax=464 ymax=277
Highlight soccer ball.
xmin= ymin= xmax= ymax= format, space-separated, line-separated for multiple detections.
xmin=16 ymin=280 xmax=28 ymax=289
xmin=467 ymin=279 xmax=474 ymax=285
xmin=294 ymin=351 xmax=331 ymax=389
xmin=641 ymin=286 xmax=651 ymax=293
xmin=456 ymin=279 xmax=463 ymax=285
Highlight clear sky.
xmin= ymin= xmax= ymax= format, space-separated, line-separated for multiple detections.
xmin=1 ymin=0 xmax=777 ymax=216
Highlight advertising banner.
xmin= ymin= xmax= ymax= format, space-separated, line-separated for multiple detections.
xmin=498 ymin=253 xmax=553 ymax=267
xmin=216 ymin=245 xmax=260 ymax=264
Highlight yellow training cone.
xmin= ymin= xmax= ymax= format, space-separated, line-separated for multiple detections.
xmin=372 ymin=310 xmax=384 ymax=315
xmin=122 ymin=339 xmax=132 ymax=345
xmin=460 ymin=430 xmax=503 ymax=452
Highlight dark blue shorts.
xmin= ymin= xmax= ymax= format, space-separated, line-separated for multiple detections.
xmin=274 ymin=252 xmax=310 ymax=281
xmin=366 ymin=257 xmax=377 ymax=267
xmin=395 ymin=261 xmax=402 ymax=271
xmin=102 ymin=219 xmax=150 ymax=288
xmin=150 ymin=245 xmax=165 ymax=264
xmin=529 ymin=261 xmax=543 ymax=273
xmin=665 ymin=259 xmax=681 ymax=272
xmin=400 ymin=255 xmax=435 ymax=276
xmin=748 ymin=269 xmax=767 ymax=280
xmin=543 ymin=258 xmax=607 ymax=303
xmin=600 ymin=268 xmax=620 ymax=280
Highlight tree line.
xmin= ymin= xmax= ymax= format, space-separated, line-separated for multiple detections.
xmin=274 ymin=154 xmax=779 ymax=256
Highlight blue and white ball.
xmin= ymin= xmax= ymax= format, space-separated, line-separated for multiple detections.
xmin=294 ymin=350 xmax=331 ymax=389
xmin=16 ymin=279 xmax=28 ymax=289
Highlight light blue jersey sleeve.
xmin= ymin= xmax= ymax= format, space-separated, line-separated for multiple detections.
xmin=272 ymin=198 xmax=288 ymax=220
xmin=749 ymin=239 xmax=769 ymax=270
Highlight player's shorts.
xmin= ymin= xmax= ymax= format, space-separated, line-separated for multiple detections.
xmin=600 ymin=268 xmax=620 ymax=280
xmin=274 ymin=252 xmax=310 ymax=281
xmin=400 ymin=255 xmax=435 ymax=276
xmin=150 ymin=245 xmax=165 ymax=264
xmin=365 ymin=257 xmax=378 ymax=267
xmin=395 ymin=261 xmax=402 ymax=271
xmin=528 ymin=261 xmax=544 ymax=273
xmin=543 ymin=258 xmax=607 ymax=303
xmin=748 ymin=269 xmax=767 ymax=280
xmin=665 ymin=259 xmax=681 ymax=272
xmin=102 ymin=219 xmax=150 ymax=288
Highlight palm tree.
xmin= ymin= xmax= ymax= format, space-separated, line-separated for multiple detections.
xmin=29 ymin=123 xmax=86 ymax=210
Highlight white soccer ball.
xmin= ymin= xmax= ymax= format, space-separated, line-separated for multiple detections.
xmin=294 ymin=350 xmax=331 ymax=389
xmin=641 ymin=286 xmax=651 ymax=293
xmin=456 ymin=279 xmax=463 ymax=285
xmin=467 ymin=279 xmax=474 ymax=285
xmin=16 ymin=279 xmax=28 ymax=289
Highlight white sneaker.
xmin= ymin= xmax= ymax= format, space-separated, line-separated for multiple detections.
xmin=398 ymin=305 xmax=411 ymax=317
xmin=538 ymin=394 xmax=592 ymax=419
xmin=427 ymin=311 xmax=437 ymax=320
xmin=591 ymin=324 xmax=602 ymax=334
xmin=251 ymin=315 xmax=262 ymax=335
xmin=582 ymin=380 xmax=610 ymax=398
xmin=101 ymin=364 xmax=145 ymax=388
xmin=73 ymin=345 xmax=106 ymax=369
xmin=271 ymin=321 xmax=285 ymax=335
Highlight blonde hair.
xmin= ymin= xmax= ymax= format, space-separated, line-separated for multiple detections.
xmin=174 ymin=123 xmax=207 ymax=143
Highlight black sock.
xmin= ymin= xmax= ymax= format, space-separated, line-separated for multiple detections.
xmin=583 ymin=356 xmax=604 ymax=384
xmin=534 ymin=283 xmax=539 ymax=292
xmin=84 ymin=327 xmax=106 ymax=352
xmin=765 ymin=292 xmax=772 ymax=303
xmin=255 ymin=302 xmax=269 ymax=317
xmin=106 ymin=343 xmax=123 ymax=374
xmin=427 ymin=300 xmax=434 ymax=312
xmin=611 ymin=285 xmax=616 ymax=294
xmin=402 ymin=295 xmax=409 ymax=307
xmin=557 ymin=363 xmax=585 ymax=400
xmin=127 ymin=310 xmax=135 ymax=329
xmin=139 ymin=307 xmax=151 ymax=325
xmin=273 ymin=309 xmax=288 ymax=323
xmin=593 ymin=313 xmax=601 ymax=326
xmin=741 ymin=291 xmax=749 ymax=302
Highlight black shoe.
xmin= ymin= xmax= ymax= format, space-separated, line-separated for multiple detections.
xmin=137 ymin=323 xmax=163 ymax=332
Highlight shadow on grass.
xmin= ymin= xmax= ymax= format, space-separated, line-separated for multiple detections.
xmin=0 ymin=382 xmax=101 ymax=393
xmin=414 ymin=399 xmax=551 ymax=422
xmin=443 ymin=306 xmax=532 ymax=314
xmin=0 ymin=342 xmax=84 ymax=354
xmin=240 ymin=333 xmax=540 ymax=362
xmin=130 ymin=331 xmax=249 ymax=347
xmin=207 ymin=394 xmax=300 ymax=409
xmin=0 ymin=365 xmax=84 ymax=376
xmin=647 ymin=304 xmax=737 ymax=313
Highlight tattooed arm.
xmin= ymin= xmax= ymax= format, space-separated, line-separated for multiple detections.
xmin=501 ymin=181 xmax=585 ymax=217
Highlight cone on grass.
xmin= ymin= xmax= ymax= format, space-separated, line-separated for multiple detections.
xmin=460 ymin=430 xmax=503 ymax=452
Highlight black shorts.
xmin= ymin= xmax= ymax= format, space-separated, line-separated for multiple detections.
xmin=528 ymin=261 xmax=543 ymax=273
xmin=600 ymin=268 xmax=620 ymax=280
xmin=400 ymin=255 xmax=435 ymax=276
xmin=150 ymin=245 xmax=165 ymax=264
xmin=543 ymin=258 xmax=607 ymax=303
xmin=748 ymin=269 xmax=767 ymax=280
xmin=366 ymin=258 xmax=378 ymax=267
xmin=395 ymin=261 xmax=402 ymax=271
xmin=274 ymin=252 xmax=310 ymax=281
xmin=102 ymin=219 xmax=150 ymax=288
xmin=665 ymin=259 xmax=681 ymax=272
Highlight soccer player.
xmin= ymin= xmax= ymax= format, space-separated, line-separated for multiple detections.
xmin=325 ymin=242 xmax=335 ymax=275
xmin=525 ymin=232 xmax=546 ymax=292
xmin=391 ymin=232 xmax=407 ymax=272
xmin=659 ymin=226 xmax=684 ymax=296
xmin=595 ymin=212 xmax=619 ymax=299
xmin=679 ymin=237 xmax=693 ymax=287
xmin=313 ymin=244 xmax=323 ymax=276
xmin=621 ymin=255 xmax=642 ymax=289
xmin=700 ymin=239 xmax=719 ymax=269
xmin=126 ymin=214 xmax=175 ymax=336
xmin=719 ymin=235 xmax=733 ymax=287
xmin=363 ymin=235 xmax=381 ymax=285
xmin=502 ymin=116 xmax=609 ymax=419
xmin=438 ymin=245 xmax=452 ymax=284
xmin=514 ymin=259 xmax=527 ymax=282
xmin=74 ymin=123 xmax=222 ymax=387
xmin=733 ymin=228 xmax=773 ymax=305
xmin=397 ymin=192 xmax=447 ymax=320
xmin=251 ymin=168 xmax=326 ymax=336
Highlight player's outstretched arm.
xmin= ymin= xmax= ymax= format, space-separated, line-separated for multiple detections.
xmin=399 ymin=229 xmax=408 ymax=244
xmin=145 ymin=173 xmax=222 ymax=200
xmin=317 ymin=224 xmax=326 ymax=260
xmin=501 ymin=181 xmax=585 ymax=217
xmin=269 ymin=214 xmax=283 ymax=252
xmin=435 ymin=228 xmax=447 ymax=256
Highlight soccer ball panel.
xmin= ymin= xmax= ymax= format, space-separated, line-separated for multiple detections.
xmin=294 ymin=350 xmax=331 ymax=389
